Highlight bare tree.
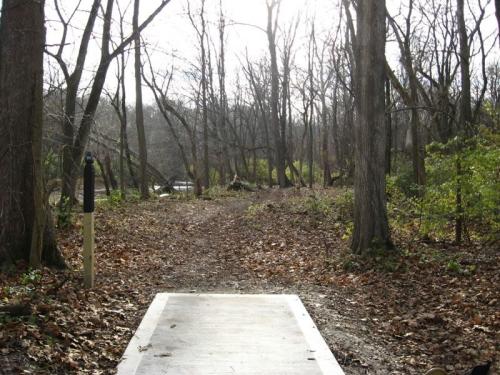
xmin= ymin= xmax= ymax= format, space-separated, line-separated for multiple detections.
xmin=350 ymin=0 xmax=393 ymax=253
xmin=47 ymin=0 xmax=171 ymax=210
xmin=216 ymin=1 xmax=233 ymax=183
xmin=243 ymin=56 xmax=275 ymax=187
xmin=134 ymin=0 xmax=149 ymax=199
xmin=142 ymin=50 xmax=203 ymax=196
xmin=267 ymin=0 xmax=288 ymax=188
xmin=313 ymin=31 xmax=336 ymax=187
xmin=108 ymin=1 xmax=139 ymax=198
xmin=187 ymin=0 xmax=210 ymax=190
xmin=387 ymin=1 xmax=426 ymax=187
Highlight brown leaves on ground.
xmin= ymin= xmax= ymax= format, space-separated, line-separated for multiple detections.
xmin=0 ymin=188 xmax=498 ymax=374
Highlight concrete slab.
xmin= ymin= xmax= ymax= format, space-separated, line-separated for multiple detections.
xmin=117 ymin=293 xmax=344 ymax=375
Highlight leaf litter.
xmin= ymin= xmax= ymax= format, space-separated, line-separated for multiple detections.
xmin=0 ymin=188 xmax=498 ymax=374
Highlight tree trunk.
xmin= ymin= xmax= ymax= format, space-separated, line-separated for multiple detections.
xmin=217 ymin=3 xmax=232 ymax=184
xmin=0 ymin=0 xmax=64 ymax=267
xmin=385 ymin=78 xmax=392 ymax=175
xmin=58 ymin=0 xmax=101 ymax=207
xmin=455 ymin=0 xmax=472 ymax=243
xmin=133 ymin=0 xmax=149 ymax=199
xmin=117 ymin=38 xmax=136 ymax=196
xmin=457 ymin=0 xmax=472 ymax=134
xmin=321 ymin=95 xmax=332 ymax=187
xmin=307 ymin=119 xmax=314 ymax=188
xmin=496 ymin=0 xmax=500 ymax=45
xmin=351 ymin=0 xmax=392 ymax=254
xmin=307 ymin=44 xmax=315 ymax=189
xmin=95 ymin=156 xmax=110 ymax=196
xmin=267 ymin=2 xmax=287 ymax=188
xmin=105 ymin=153 xmax=118 ymax=190
xmin=196 ymin=0 xmax=210 ymax=190
xmin=119 ymin=115 xmax=126 ymax=197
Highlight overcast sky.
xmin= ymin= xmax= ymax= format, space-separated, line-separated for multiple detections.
xmin=26 ymin=0 xmax=499 ymax=103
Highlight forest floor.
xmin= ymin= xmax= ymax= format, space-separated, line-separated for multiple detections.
xmin=0 ymin=188 xmax=498 ymax=375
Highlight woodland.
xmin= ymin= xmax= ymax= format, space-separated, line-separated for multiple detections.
xmin=0 ymin=0 xmax=499 ymax=374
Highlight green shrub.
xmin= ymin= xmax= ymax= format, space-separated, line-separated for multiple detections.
xmin=387 ymin=127 xmax=499 ymax=241
xmin=305 ymin=193 xmax=333 ymax=218
xmin=42 ymin=149 xmax=60 ymax=181
xmin=246 ymin=202 xmax=268 ymax=217
xmin=334 ymin=189 xmax=354 ymax=222
xmin=57 ymin=197 xmax=73 ymax=228
xmin=422 ymin=128 xmax=499 ymax=240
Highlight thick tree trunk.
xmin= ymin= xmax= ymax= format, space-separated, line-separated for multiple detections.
xmin=42 ymin=209 xmax=66 ymax=269
xmin=0 ymin=0 xmax=64 ymax=267
xmin=351 ymin=0 xmax=392 ymax=254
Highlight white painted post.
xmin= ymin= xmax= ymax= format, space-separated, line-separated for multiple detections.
xmin=83 ymin=152 xmax=95 ymax=289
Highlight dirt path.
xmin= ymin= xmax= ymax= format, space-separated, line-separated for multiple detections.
xmin=1 ymin=189 xmax=497 ymax=374
xmin=89 ymin=191 xmax=401 ymax=374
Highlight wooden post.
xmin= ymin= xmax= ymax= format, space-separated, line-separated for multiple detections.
xmin=83 ymin=152 xmax=95 ymax=288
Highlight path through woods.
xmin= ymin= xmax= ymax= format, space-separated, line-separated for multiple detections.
xmin=0 ymin=189 xmax=497 ymax=374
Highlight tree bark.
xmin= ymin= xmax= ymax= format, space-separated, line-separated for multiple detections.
xmin=457 ymin=0 xmax=472 ymax=133
xmin=455 ymin=0 xmax=473 ymax=243
xmin=95 ymin=156 xmax=111 ymax=196
xmin=351 ymin=0 xmax=392 ymax=254
xmin=385 ymin=79 xmax=392 ymax=175
xmin=217 ymin=4 xmax=233 ymax=184
xmin=0 ymin=0 xmax=64 ymax=267
xmin=267 ymin=1 xmax=287 ymax=188
xmin=104 ymin=153 xmax=118 ymax=190
xmin=200 ymin=2 xmax=210 ymax=190
xmin=133 ymin=0 xmax=149 ymax=199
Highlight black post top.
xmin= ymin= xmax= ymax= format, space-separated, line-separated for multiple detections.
xmin=83 ymin=152 xmax=95 ymax=213
xmin=85 ymin=151 xmax=94 ymax=164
